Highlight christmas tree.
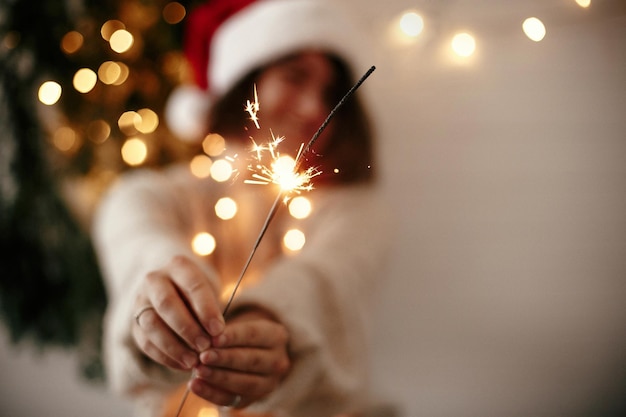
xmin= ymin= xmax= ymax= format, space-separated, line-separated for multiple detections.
xmin=0 ymin=0 xmax=200 ymax=380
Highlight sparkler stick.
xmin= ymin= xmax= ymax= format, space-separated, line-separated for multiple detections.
xmin=173 ymin=65 xmax=375 ymax=417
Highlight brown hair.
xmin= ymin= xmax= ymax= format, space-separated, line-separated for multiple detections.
xmin=207 ymin=55 xmax=376 ymax=185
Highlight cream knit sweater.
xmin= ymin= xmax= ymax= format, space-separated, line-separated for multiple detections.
xmin=92 ymin=163 xmax=391 ymax=417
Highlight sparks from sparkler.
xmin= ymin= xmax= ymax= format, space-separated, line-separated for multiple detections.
xmin=173 ymin=65 xmax=376 ymax=417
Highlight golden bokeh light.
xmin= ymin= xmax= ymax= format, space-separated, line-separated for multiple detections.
xmin=101 ymin=20 xmax=125 ymax=41
xmin=192 ymin=232 xmax=216 ymax=256
xmin=202 ymin=133 xmax=226 ymax=157
xmin=575 ymin=0 xmax=591 ymax=8
xmin=163 ymin=2 xmax=186 ymax=24
xmin=215 ymin=197 xmax=238 ymax=220
xmin=451 ymin=32 xmax=476 ymax=57
xmin=87 ymin=120 xmax=111 ymax=144
xmin=73 ymin=68 xmax=97 ymax=93
xmin=522 ymin=17 xmax=546 ymax=42
xmin=121 ymin=137 xmax=148 ymax=166
xmin=399 ymin=11 xmax=424 ymax=37
xmin=283 ymin=229 xmax=306 ymax=252
xmin=98 ymin=61 xmax=129 ymax=85
xmin=210 ymin=159 xmax=233 ymax=182
xmin=189 ymin=154 xmax=213 ymax=178
xmin=118 ymin=111 xmax=141 ymax=135
xmin=288 ymin=196 xmax=312 ymax=219
xmin=136 ymin=108 xmax=159 ymax=133
xmin=109 ymin=29 xmax=134 ymax=53
xmin=197 ymin=407 xmax=219 ymax=417
xmin=2 ymin=31 xmax=20 ymax=50
xmin=52 ymin=126 xmax=78 ymax=152
xmin=61 ymin=31 xmax=84 ymax=54
xmin=38 ymin=81 xmax=62 ymax=105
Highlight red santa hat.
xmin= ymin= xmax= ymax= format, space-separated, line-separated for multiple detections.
xmin=165 ymin=0 xmax=368 ymax=142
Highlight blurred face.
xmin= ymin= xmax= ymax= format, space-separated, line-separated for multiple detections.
xmin=254 ymin=52 xmax=338 ymax=157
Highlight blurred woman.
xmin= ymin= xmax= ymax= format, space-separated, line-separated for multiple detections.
xmin=92 ymin=1 xmax=390 ymax=416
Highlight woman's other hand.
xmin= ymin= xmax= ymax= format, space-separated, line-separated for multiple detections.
xmin=191 ymin=308 xmax=291 ymax=408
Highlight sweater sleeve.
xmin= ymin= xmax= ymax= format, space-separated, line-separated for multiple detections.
xmin=92 ymin=168 xmax=221 ymax=398
xmin=231 ymin=184 xmax=393 ymax=417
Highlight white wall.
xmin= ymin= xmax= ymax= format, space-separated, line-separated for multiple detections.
xmin=364 ymin=1 xmax=626 ymax=416
xmin=1 ymin=1 xmax=625 ymax=416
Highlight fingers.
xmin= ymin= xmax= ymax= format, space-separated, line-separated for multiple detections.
xmin=132 ymin=306 xmax=199 ymax=369
xmin=211 ymin=316 xmax=289 ymax=350
xmin=190 ymin=366 xmax=271 ymax=408
xmin=199 ymin=346 xmax=290 ymax=375
xmin=133 ymin=255 xmax=225 ymax=370
xmin=165 ymin=256 xmax=225 ymax=338
xmin=132 ymin=324 xmax=190 ymax=370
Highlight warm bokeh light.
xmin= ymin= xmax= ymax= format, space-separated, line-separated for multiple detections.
xmin=52 ymin=126 xmax=78 ymax=152
xmin=61 ymin=31 xmax=84 ymax=54
xmin=399 ymin=11 xmax=424 ymax=37
xmin=575 ymin=0 xmax=591 ymax=8
xmin=215 ymin=197 xmax=238 ymax=220
xmin=522 ymin=17 xmax=546 ymax=42
xmin=98 ymin=61 xmax=129 ymax=85
xmin=283 ymin=229 xmax=306 ymax=252
xmin=210 ymin=159 xmax=233 ymax=182
xmin=101 ymin=20 xmax=125 ymax=41
xmin=451 ymin=32 xmax=476 ymax=57
xmin=2 ymin=31 xmax=20 ymax=50
xmin=136 ymin=108 xmax=159 ymax=133
xmin=118 ymin=111 xmax=141 ymax=135
xmin=288 ymin=196 xmax=312 ymax=219
xmin=163 ymin=2 xmax=186 ymax=24
xmin=73 ymin=68 xmax=97 ymax=93
xmin=38 ymin=81 xmax=62 ymax=105
xmin=189 ymin=154 xmax=213 ymax=178
xmin=192 ymin=232 xmax=216 ymax=256
xmin=87 ymin=120 xmax=111 ymax=143
xmin=121 ymin=137 xmax=148 ymax=166
xmin=109 ymin=29 xmax=134 ymax=53
xmin=202 ymin=133 xmax=226 ymax=157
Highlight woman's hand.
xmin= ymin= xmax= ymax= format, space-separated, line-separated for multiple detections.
xmin=190 ymin=308 xmax=291 ymax=408
xmin=132 ymin=255 xmax=225 ymax=370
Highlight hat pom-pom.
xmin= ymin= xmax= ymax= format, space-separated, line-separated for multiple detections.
xmin=164 ymin=84 xmax=210 ymax=143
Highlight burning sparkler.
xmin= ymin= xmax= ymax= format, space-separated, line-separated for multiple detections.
xmin=173 ymin=65 xmax=376 ymax=417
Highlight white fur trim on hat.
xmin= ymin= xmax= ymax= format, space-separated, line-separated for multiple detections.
xmin=210 ymin=0 xmax=368 ymax=97
xmin=164 ymin=84 xmax=210 ymax=142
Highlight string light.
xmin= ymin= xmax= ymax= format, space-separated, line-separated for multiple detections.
xmin=121 ymin=137 xmax=148 ymax=166
xmin=87 ymin=120 xmax=111 ymax=144
xmin=283 ymin=229 xmax=306 ymax=252
xmin=118 ymin=111 xmax=141 ymax=135
xmin=163 ymin=2 xmax=186 ymax=25
xmin=575 ymin=0 xmax=591 ymax=8
xmin=189 ymin=155 xmax=213 ymax=178
xmin=100 ymin=20 xmax=125 ymax=41
xmin=288 ymin=196 xmax=312 ymax=219
xmin=73 ymin=68 xmax=98 ymax=93
xmin=61 ymin=31 xmax=84 ymax=54
xmin=522 ymin=17 xmax=546 ymax=42
xmin=210 ymin=159 xmax=234 ymax=182
xmin=52 ymin=126 xmax=78 ymax=152
xmin=399 ymin=11 xmax=424 ymax=37
xmin=451 ymin=32 xmax=476 ymax=57
xmin=191 ymin=232 xmax=216 ymax=256
xmin=38 ymin=81 xmax=62 ymax=105
xmin=214 ymin=197 xmax=238 ymax=220
xmin=202 ymin=133 xmax=226 ymax=157
xmin=136 ymin=108 xmax=159 ymax=133
xmin=109 ymin=29 xmax=134 ymax=53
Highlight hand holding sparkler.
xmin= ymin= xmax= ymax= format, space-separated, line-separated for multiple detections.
xmin=170 ymin=65 xmax=376 ymax=417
